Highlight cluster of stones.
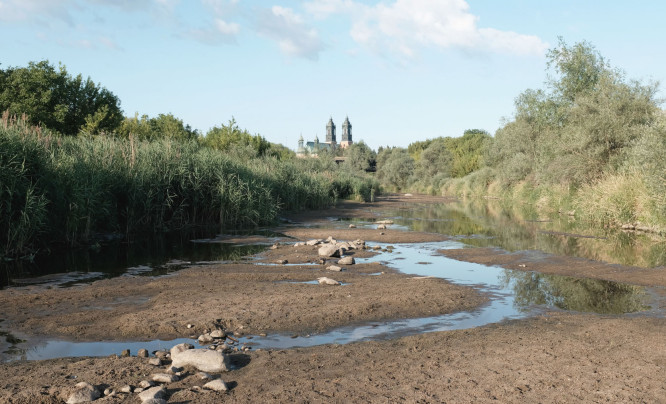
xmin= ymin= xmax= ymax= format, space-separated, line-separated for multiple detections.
xmin=290 ymin=235 xmax=368 ymax=286
xmin=64 ymin=327 xmax=239 ymax=403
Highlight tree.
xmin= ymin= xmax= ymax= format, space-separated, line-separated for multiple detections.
xmin=203 ymin=118 xmax=271 ymax=157
xmin=377 ymin=147 xmax=414 ymax=191
xmin=0 ymin=60 xmax=122 ymax=135
xmin=343 ymin=141 xmax=376 ymax=172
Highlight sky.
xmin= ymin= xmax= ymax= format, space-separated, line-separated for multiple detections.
xmin=1 ymin=1 xmax=665 ymax=150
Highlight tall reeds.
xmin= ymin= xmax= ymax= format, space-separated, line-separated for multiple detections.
xmin=0 ymin=117 xmax=378 ymax=258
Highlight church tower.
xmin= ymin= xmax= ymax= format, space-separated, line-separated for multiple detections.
xmin=326 ymin=117 xmax=336 ymax=147
xmin=341 ymin=116 xmax=353 ymax=148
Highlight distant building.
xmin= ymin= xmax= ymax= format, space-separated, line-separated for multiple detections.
xmin=297 ymin=117 xmax=353 ymax=157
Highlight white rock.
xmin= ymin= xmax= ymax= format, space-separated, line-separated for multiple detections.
xmin=348 ymin=224 xmax=356 ymax=228
xmin=306 ymin=239 xmax=322 ymax=246
xmin=377 ymin=224 xmax=386 ymax=230
xmin=171 ymin=348 xmax=231 ymax=373
xmin=134 ymin=388 xmax=144 ymax=394
xmin=198 ymin=333 xmax=213 ymax=344
xmin=103 ymin=388 xmax=114 ymax=396
xmin=210 ymin=329 xmax=226 ymax=339
xmin=338 ymin=256 xmax=355 ymax=265
xmin=187 ymin=323 xmax=194 ymax=329
xmin=170 ymin=343 xmax=194 ymax=358
xmin=317 ymin=277 xmax=341 ymax=286
xmin=139 ymin=380 xmax=154 ymax=389
xmin=119 ymin=385 xmax=132 ymax=393
xmin=137 ymin=386 xmax=166 ymax=402
xmin=376 ymin=220 xmax=394 ymax=224
xmin=149 ymin=357 xmax=162 ymax=366
xmin=318 ymin=245 xmax=340 ymax=257
xmin=152 ymin=373 xmax=179 ymax=383
xmin=203 ymin=379 xmax=229 ymax=392
xmin=137 ymin=348 xmax=149 ymax=358
xmin=326 ymin=265 xmax=343 ymax=272
xmin=66 ymin=382 xmax=99 ymax=404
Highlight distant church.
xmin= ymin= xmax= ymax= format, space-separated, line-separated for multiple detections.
xmin=297 ymin=117 xmax=353 ymax=156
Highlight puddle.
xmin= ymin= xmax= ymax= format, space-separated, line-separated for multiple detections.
xmin=2 ymin=241 xmax=656 ymax=362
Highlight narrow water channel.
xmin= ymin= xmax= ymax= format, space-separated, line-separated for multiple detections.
xmin=1 ymin=201 xmax=663 ymax=361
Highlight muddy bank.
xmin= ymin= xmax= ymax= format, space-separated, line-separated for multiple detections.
xmin=440 ymin=247 xmax=666 ymax=288
xmin=0 ymin=236 xmax=483 ymax=343
xmin=1 ymin=312 xmax=663 ymax=403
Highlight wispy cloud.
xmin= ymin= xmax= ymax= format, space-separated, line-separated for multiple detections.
xmin=254 ymin=6 xmax=325 ymax=60
xmin=304 ymin=0 xmax=548 ymax=58
xmin=185 ymin=0 xmax=241 ymax=45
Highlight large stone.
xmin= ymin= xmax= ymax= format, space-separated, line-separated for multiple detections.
xmin=338 ymin=256 xmax=355 ymax=265
xmin=203 ymin=379 xmax=229 ymax=392
xmin=171 ymin=348 xmax=231 ymax=373
xmin=318 ymin=245 xmax=341 ymax=258
xmin=137 ymin=348 xmax=149 ymax=358
xmin=66 ymin=382 xmax=100 ymax=404
xmin=139 ymin=380 xmax=154 ymax=389
xmin=137 ymin=386 xmax=166 ymax=402
xmin=326 ymin=265 xmax=343 ymax=272
xmin=198 ymin=333 xmax=213 ymax=344
xmin=152 ymin=373 xmax=179 ymax=383
xmin=317 ymin=277 xmax=341 ymax=286
xmin=210 ymin=329 xmax=226 ymax=339
xmin=149 ymin=357 xmax=162 ymax=366
xmin=306 ymin=239 xmax=322 ymax=246
xmin=377 ymin=224 xmax=386 ymax=230
xmin=170 ymin=343 xmax=194 ymax=358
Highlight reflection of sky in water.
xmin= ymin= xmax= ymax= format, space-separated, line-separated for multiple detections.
xmin=1 ymin=240 xmax=652 ymax=361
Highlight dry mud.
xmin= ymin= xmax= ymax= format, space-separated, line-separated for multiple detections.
xmin=0 ymin=195 xmax=664 ymax=403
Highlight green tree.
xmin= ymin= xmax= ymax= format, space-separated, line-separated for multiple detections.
xmin=0 ymin=60 xmax=122 ymax=135
xmin=203 ymin=118 xmax=271 ymax=157
xmin=377 ymin=147 xmax=414 ymax=191
xmin=343 ymin=141 xmax=376 ymax=172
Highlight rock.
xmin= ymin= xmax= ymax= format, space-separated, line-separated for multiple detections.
xmin=120 ymin=349 xmax=130 ymax=357
xmin=259 ymin=332 xmax=267 ymax=337
xmin=187 ymin=323 xmax=194 ymax=329
xmin=276 ymin=259 xmax=288 ymax=264
xmin=103 ymin=388 xmax=114 ymax=396
xmin=318 ymin=244 xmax=341 ymax=258
xmin=119 ymin=385 xmax=132 ymax=393
xmin=137 ymin=348 xmax=149 ymax=358
xmin=149 ymin=357 xmax=162 ymax=366
xmin=326 ymin=265 xmax=343 ymax=272
xmin=338 ymin=256 xmax=355 ymax=265
xmin=204 ymin=379 xmax=229 ymax=392
xmin=137 ymin=386 xmax=166 ymax=402
xmin=306 ymin=239 xmax=322 ymax=246
xmin=233 ymin=330 xmax=243 ymax=337
xmin=154 ymin=350 xmax=169 ymax=360
xmin=134 ymin=388 xmax=144 ymax=393
xmin=170 ymin=343 xmax=194 ymax=358
xmin=198 ymin=333 xmax=213 ymax=344
xmin=326 ymin=236 xmax=335 ymax=243
xmin=210 ymin=329 xmax=226 ymax=339
xmin=348 ymin=224 xmax=356 ymax=228
xmin=139 ymin=380 xmax=155 ymax=389
xmin=404 ymin=193 xmax=413 ymax=197
xmin=152 ymin=373 xmax=179 ymax=383
xmin=269 ymin=244 xmax=278 ymax=250
xmin=142 ymin=399 xmax=167 ymax=404
xmin=166 ymin=365 xmax=181 ymax=374
xmin=380 ymin=232 xmax=385 ymax=235
xmin=197 ymin=372 xmax=212 ymax=380
xmin=293 ymin=242 xmax=305 ymax=247
xmin=318 ymin=258 xmax=327 ymax=265
xmin=377 ymin=224 xmax=386 ymax=230
xmin=317 ymin=277 xmax=341 ymax=286
xmin=376 ymin=220 xmax=393 ymax=224
xmin=373 ymin=246 xmax=382 ymax=250
xmin=171 ymin=348 xmax=231 ymax=373
xmin=66 ymin=382 xmax=100 ymax=404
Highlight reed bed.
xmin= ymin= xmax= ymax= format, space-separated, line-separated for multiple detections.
xmin=0 ymin=117 xmax=378 ymax=258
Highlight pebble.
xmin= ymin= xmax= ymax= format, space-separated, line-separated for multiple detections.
xmin=149 ymin=357 xmax=162 ymax=366
xmin=197 ymin=372 xmax=212 ymax=380
xmin=103 ymin=388 xmax=114 ymax=396
xmin=137 ymin=348 xmax=149 ymax=358
xmin=348 ymin=224 xmax=356 ymax=228
xmin=119 ymin=385 xmax=132 ymax=393
xmin=326 ymin=265 xmax=343 ymax=272
xmin=154 ymin=350 xmax=169 ymax=360
xmin=377 ymin=224 xmax=386 ymax=229
xmin=317 ymin=277 xmax=341 ymax=286
xmin=134 ymin=387 xmax=144 ymax=393
xmin=187 ymin=323 xmax=194 ymax=329
xmin=210 ymin=329 xmax=226 ymax=339
xmin=203 ymin=379 xmax=229 ymax=392
xmin=198 ymin=333 xmax=213 ymax=344
xmin=171 ymin=347 xmax=231 ymax=373
xmin=338 ymin=256 xmax=355 ymax=265
xmin=276 ymin=259 xmax=288 ymax=264
xmin=142 ymin=399 xmax=167 ymax=404
xmin=139 ymin=380 xmax=154 ymax=389
xmin=137 ymin=386 xmax=166 ymax=402
xmin=259 ymin=333 xmax=267 ymax=337
xmin=152 ymin=373 xmax=179 ymax=383
xmin=120 ymin=349 xmax=130 ymax=357
xmin=233 ymin=330 xmax=243 ymax=337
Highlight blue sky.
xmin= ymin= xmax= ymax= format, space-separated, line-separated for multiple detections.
xmin=1 ymin=1 xmax=664 ymax=149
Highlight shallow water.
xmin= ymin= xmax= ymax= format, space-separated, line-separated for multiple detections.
xmin=2 ymin=241 xmax=656 ymax=361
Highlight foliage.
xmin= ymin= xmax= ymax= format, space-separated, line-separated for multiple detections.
xmin=0 ymin=60 xmax=122 ymax=135
xmin=342 ymin=141 xmax=376 ymax=172
xmin=116 ymin=113 xmax=198 ymax=141
xmin=203 ymin=118 xmax=271 ymax=157
xmin=0 ymin=117 xmax=378 ymax=258
xmin=376 ymin=147 xmax=414 ymax=191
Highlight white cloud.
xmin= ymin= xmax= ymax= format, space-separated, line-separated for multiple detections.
xmin=0 ymin=0 xmax=75 ymax=24
xmin=255 ymin=6 xmax=324 ymax=60
xmin=304 ymin=0 xmax=548 ymax=57
xmin=186 ymin=0 xmax=241 ymax=45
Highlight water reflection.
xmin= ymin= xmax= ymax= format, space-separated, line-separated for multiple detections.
xmin=362 ymin=200 xmax=666 ymax=268
xmin=501 ymin=270 xmax=649 ymax=314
